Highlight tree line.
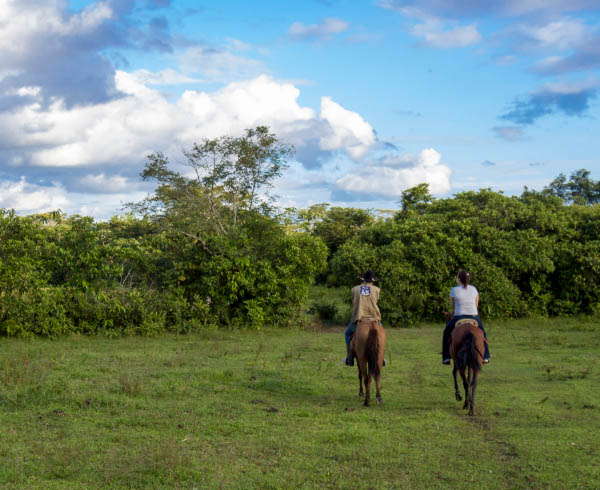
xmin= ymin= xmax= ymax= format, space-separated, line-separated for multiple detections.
xmin=1 ymin=127 xmax=599 ymax=336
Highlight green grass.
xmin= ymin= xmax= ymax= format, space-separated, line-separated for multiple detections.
xmin=1 ymin=317 xmax=599 ymax=489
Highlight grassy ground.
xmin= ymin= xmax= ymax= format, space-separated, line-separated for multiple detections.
xmin=0 ymin=317 xmax=599 ymax=489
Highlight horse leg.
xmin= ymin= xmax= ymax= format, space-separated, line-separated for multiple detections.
xmin=375 ymin=372 xmax=382 ymax=406
xmin=460 ymin=369 xmax=469 ymax=410
xmin=453 ymin=365 xmax=462 ymax=401
xmin=357 ymin=358 xmax=367 ymax=398
xmin=364 ymin=373 xmax=371 ymax=407
xmin=469 ymin=370 xmax=479 ymax=416
xmin=358 ymin=367 xmax=364 ymax=398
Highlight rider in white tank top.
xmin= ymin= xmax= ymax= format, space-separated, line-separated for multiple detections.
xmin=450 ymin=285 xmax=478 ymax=316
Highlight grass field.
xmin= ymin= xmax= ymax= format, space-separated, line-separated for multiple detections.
xmin=1 ymin=316 xmax=599 ymax=489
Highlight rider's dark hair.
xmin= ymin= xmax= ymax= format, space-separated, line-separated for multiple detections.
xmin=458 ymin=270 xmax=471 ymax=289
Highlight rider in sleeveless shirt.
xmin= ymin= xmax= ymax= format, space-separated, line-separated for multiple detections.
xmin=442 ymin=270 xmax=490 ymax=364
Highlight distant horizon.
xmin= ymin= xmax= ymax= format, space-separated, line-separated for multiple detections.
xmin=1 ymin=0 xmax=599 ymax=219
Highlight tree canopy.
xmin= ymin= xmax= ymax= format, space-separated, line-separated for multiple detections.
xmin=0 ymin=125 xmax=598 ymax=337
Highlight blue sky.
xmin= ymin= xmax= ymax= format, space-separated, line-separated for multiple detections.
xmin=1 ymin=0 xmax=599 ymax=218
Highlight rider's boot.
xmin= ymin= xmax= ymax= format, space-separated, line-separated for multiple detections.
xmin=344 ymin=343 xmax=354 ymax=366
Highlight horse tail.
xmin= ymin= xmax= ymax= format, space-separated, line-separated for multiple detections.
xmin=366 ymin=323 xmax=380 ymax=377
xmin=456 ymin=333 xmax=481 ymax=372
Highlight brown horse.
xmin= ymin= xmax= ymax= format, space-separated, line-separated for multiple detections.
xmin=350 ymin=319 xmax=386 ymax=406
xmin=451 ymin=319 xmax=485 ymax=416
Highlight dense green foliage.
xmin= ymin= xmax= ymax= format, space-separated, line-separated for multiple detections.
xmin=321 ymin=186 xmax=600 ymax=324
xmin=0 ymin=121 xmax=598 ymax=336
xmin=0 ymin=127 xmax=327 ymax=337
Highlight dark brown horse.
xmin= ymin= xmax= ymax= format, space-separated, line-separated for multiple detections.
xmin=451 ymin=319 xmax=485 ymax=416
xmin=350 ymin=319 xmax=386 ymax=406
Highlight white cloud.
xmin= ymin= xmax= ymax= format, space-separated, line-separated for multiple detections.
xmin=287 ymin=18 xmax=349 ymax=40
xmin=0 ymin=178 xmax=70 ymax=214
xmin=0 ymin=0 xmax=121 ymax=108
xmin=381 ymin=6 xmax=481 ymax=49
xmin=412 ymin=19 xmax=482 ymax=48
xmin=130 ymin=69 xmax=203 ymax=86
xmin=537 ymin=78 xmax=598 ymax=94
xmin=319 ymin=97 xmax=376 ymax=160
xmin=335 ymin=148 xmax=452 ymax=198
xmin=0 ymin=72 xmax=378 ymax=216
xmin=533 ymin=55 xmax=565 ymax=71
xmin=517 ymin=18 xmax=588 ymax=50
xmin=0 ymin=1 xmax=113 ymax=55
xmin=178 ymin=46 xmax=265 ymax=82
xmin=77 ymin=173 xmax=133 ymax=193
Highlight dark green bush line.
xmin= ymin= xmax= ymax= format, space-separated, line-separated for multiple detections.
xmin=322 ymin=188 xmax=600 ymax=324
xmin=1 ymin=125 xmax=598 ymax=335
xmin=0 ymin=210 xmax=327 ymax=337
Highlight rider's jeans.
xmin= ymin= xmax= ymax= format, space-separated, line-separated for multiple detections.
xmin=442 ymin=315 xmax=490 ymax=360
xmin=345 ymin=322 xmax=357 ymax=345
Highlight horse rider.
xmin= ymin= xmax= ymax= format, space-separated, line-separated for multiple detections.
xmin=442 ymin=269 xmax=490 ymax=365
xmin=343 ymin=269 xmax=383 ymax=366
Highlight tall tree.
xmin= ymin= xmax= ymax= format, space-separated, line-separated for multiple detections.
xmin=132 ymin=126 xmax=293 ymax=245
xmin=544 ymin=168 xmax=600 ymax=205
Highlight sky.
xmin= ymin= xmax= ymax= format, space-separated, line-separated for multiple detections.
xmin=1 ymin=0 xmax=600 ymax=219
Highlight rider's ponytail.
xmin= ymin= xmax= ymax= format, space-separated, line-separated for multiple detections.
xmin=458 ymin=270 xmax=471 ymax=289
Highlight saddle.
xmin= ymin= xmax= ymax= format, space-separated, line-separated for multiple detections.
xmin=455 ymin=318 xmax=478 ymax=328
xmin=453 ymin=318 xmax=487 ymax=344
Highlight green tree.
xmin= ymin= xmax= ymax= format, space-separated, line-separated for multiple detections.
xmin=135 ymin=126 xmax=292 ymax=239
xmin=397 ymin=183 xmax=434 ymax=216
xmin=312 ymin=206 xmax=374 ymax=255
xmin=544 ymin=168 xmax=600 ymax=205
xmin=130 ymin=126 xmax=326 ymax=328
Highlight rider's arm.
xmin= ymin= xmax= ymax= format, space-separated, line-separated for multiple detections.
xmin=449 ymin=297 xmax=455 ymax=317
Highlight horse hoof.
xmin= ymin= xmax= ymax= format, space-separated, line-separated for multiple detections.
xmin=455 ymin=393 xmax=462 ymax=401
xmin=463 ymin=402 xmax=468 ymax=410
xmin=376 ymin=397 xmax=382 ymax=406
xmin=363 ymin=399 xmax=370 ymax=407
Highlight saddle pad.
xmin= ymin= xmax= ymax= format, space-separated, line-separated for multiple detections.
xmin=455 ymin=318 xmax=478 ymax=328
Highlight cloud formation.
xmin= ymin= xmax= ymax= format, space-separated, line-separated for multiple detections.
xmin=532 ymin=41 xmax=600 ymax=75
xmin=501 ymin=81 xmax=598 ymax=125
xmin=287 ymin=18 xmax=349 ymax=41
xmin=334 ymin=148 xmax=451 ymax=200
xmin=178 ymin=46 xmax=266 ymax=82
xmin=0 ymin=178 xmax=69 ymax=214
xmin=377 ymin=0 xmax=599 ymax=17
xmin=0 ymin=0 xmax=121 ymax=108
xmin=515 ymin=18 xmax=588 ymax=50
xmin=378 ymin=0 xmax=600 ymax=87
xmin=0 ymin=0 xmax=192 ymax=111
xmin=0 ymin=70 xmax=377 ymax=215
xmin=411 ymin=18 xmax=481 ymax=48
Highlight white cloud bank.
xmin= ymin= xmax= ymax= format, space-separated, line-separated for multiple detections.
xmin=2 ymin=71 xmax=376 ymax=168
xmin=0 ymin=178 xmax=69 ymax=214
xmin=335 ymin=148 xmax=452 ymax=198
xmin=0 ymin=72 xmax=377 ymax=217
